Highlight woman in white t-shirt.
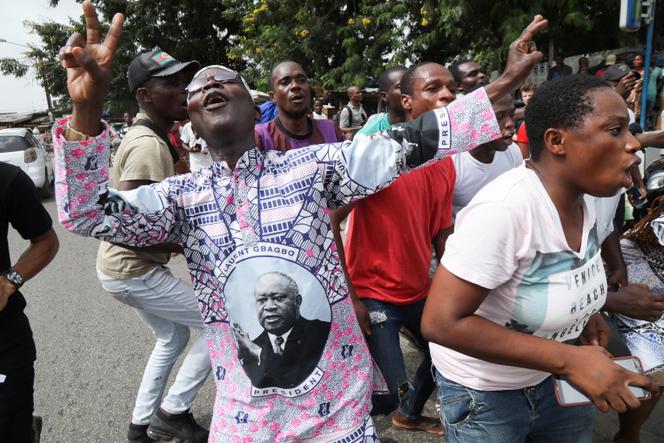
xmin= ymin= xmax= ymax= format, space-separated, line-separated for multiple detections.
xmin=422 ymin=75 xmax=659 ymax=442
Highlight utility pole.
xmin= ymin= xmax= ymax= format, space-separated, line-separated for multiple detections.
xmin=0 ymin=38 xmax=54 ymax=119
xmin=639 ymin=1 xmax=656 ymax=129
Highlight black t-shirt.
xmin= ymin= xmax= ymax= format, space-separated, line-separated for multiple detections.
xmin=0 ymin=162 xmax=52 ymax=371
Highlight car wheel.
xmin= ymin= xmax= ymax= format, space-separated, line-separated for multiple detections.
xmin=39 ymin=168 xmax=52 ymax=198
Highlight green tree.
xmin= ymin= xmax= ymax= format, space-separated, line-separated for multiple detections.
xmin=3 ymin=0 xmax=245 ymax=115
xmin=1 ymin=19 xmax=80 ymax=114
xmin=2 ymin=0 xmax=655 ymax=115
xmin=232 ymin=0 xmax=375 ymax=90
xmin=89 ymin=0 xmax=246 ymax=112
xmin=400 ymin=0 xmax=641 ymax=72
xmin=234 ymin=0 xmax=645 ymax=89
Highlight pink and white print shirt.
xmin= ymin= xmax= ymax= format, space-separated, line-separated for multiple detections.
xmin=53 ymin=88 xmax=499 ymax=442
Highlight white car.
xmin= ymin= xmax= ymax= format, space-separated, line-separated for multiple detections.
xmin=0 ymin=127 xmax=54 ymax=198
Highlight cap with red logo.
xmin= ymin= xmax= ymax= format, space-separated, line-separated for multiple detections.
xmin=127 ymin=47 xmax=200 ymax=93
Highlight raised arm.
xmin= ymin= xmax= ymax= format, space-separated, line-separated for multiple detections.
xmin=60 ymin=1 xmax=123 ymax=138
xmin=318 ymin=17 xmax=548 ymax=208
xmin=53 ymin=1 xmax=183 ymax=246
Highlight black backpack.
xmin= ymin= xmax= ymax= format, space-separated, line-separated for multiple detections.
xmin=335 ymin=105 xmax=367 ymax=127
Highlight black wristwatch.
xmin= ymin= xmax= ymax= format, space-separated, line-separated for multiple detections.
xmin=2 ymin=269 xmax=24 ymax=289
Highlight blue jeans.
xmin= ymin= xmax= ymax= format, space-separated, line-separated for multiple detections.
xmin=435 ymin=371 xmax=595 ymax=442
xmin=363 ymin=298 xmax=435 ymax=420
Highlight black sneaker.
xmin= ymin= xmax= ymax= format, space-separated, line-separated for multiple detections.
xmin=127 ymin=423 xmax=154 ymax=443
xmin=147 ymin=409 xmax=209 ymax=443
xmin=32 ymin=416 xmax=42 ymax=443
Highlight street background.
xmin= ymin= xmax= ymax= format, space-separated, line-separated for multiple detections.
xmin=9 ymin=198 xmax=664 ymax=442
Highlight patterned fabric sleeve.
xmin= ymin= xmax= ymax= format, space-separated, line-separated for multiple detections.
xmin=319 ymin=87 xmax=501 ymax=207
xmin=52 ymin=117 xmax=183 ymax=246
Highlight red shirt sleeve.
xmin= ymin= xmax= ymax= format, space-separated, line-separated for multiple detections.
xmin=515 ymin=122 xmax=528 ymax=143
xmin=439 ymin=159 xmax=455 ymax=230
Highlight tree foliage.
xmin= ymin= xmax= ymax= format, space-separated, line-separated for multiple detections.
xmin=0 ymin=58 xmax=29 ymax=77
xmin=0 ymin=19 xmax=77 ymax=112
xmin=91 ymin=0 xmax=245 ymax=109
xmin=3 ymin=0 xmax=654 ymax=114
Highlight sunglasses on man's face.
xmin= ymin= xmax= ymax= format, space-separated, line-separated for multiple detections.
xmin=186 ymin=68 xmax=242 ymax=98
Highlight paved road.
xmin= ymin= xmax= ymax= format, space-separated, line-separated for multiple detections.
xmin=8 ymin=198 xmax=663 ymax=442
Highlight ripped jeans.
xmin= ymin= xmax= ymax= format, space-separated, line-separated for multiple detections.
xmin=362 ymin=297 xmax=435 ymax=420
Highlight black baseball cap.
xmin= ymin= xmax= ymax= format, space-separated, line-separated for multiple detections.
xmin=603 ymin=63 xmax=630 ymax=82
xmin=127 ymin=48 xmax=200 ymax=93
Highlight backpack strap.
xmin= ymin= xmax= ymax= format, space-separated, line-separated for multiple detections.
xmin=133 ymin=119 xmax=180 ymax=165
xmin=338 ymin=105 xmax=352 ymax=126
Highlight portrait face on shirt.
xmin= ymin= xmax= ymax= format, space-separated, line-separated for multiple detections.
xmin=224 ymin=260 xmax=332 ymax=392
xmin=255 ymin=272 xmax=302 ymax=336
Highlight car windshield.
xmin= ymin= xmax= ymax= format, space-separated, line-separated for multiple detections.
xmin=0 ymin=135 xmax=30 ymax=153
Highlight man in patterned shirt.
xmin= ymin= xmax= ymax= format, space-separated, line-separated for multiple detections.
xmin=53 ymin=3 xmax=547 ymax=441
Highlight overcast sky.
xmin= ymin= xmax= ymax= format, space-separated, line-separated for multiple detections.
xmin=2 ymin=0 xmax=82 ymax=113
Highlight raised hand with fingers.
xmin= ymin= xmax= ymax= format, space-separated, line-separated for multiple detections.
xmin=231 ymin=322 xmax=261 ymax=363
xmin=616 ymin=72 xmax=638 ymax=98
xmin=486 ymin=15 xmax=548 ymax=101
xmin=59 ymin=0 xmax=124 ymax=135
xmin=504 ymin=16 xmax=548 ymax=84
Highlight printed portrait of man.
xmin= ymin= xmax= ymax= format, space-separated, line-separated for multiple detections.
xmin=232 ymin=271 xmax=331 ymax=389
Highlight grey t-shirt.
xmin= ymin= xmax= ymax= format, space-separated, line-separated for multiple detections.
xmin=339 ymin=104 xmax=367 ymax=129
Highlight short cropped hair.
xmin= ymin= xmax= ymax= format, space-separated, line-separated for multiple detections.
xmin=520 ymin=81 xmax=536 ymax=94
xmin=377 ymin=66 xmax=407 ymax=92
xmin=400 ymin=62 xmax=436 ymax=96
xmin=255 ymin=271 xmax=300 ymax=298
xmin=449 ymin=59 xmax=474 ymax=85
xmin=525 ymin=75 xmax=611 ymax=161
xmin=269 ymin=60 xmax=302 ymax=91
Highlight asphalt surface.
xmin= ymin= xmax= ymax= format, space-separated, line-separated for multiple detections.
xmin=8 ymin=198 xmax=664 ymax=442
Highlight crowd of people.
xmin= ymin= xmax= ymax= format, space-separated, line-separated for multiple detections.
xmin=547 ymin=51 xmax=664 ymax=131
xmin=2 ymin=2 xmax=664 ymax=443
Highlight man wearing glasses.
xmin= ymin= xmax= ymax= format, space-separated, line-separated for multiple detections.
xmin=94 ymin=48 xmax=211 ymax=443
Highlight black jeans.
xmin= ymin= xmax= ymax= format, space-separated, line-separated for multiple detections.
xmin=0 ymin=364 xmax=34 ymax=443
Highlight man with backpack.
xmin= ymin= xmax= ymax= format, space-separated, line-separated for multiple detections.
xmin=338 ymin=85 xmax=368 ymax=140
xmin=94 ymin=48 xmax=211 ymax=443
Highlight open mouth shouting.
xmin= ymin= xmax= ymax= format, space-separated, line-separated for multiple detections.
xmin=203 ymin=90 xmax=228 ymax=110
xmin=290 ymin=93 xmax=305 ymax=104
xmin=623 ymin=157 xmax=641 ymax=188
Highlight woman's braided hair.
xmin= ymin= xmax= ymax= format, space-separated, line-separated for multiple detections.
xmin=623 ymin=195 xmax=664 ymax=258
